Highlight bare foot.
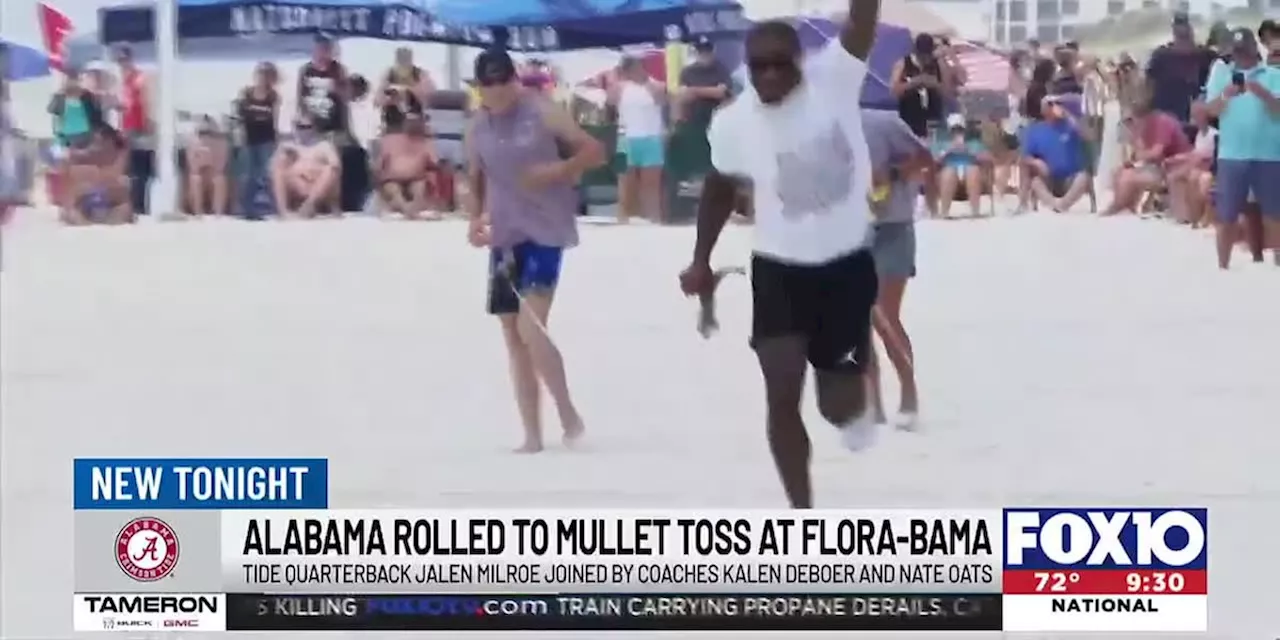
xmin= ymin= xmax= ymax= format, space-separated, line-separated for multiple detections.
xmin=561 ymin=417 xmax=585 ymax=448
xmin=513 ymin=439 xmax=544 ymax=454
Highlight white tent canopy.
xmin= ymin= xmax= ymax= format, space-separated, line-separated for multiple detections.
xmin=738 ymin=0 xmax=957 ymax=35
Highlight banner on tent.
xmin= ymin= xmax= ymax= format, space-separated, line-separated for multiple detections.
xmin=102 ymin=2 xmax=749 ymax=51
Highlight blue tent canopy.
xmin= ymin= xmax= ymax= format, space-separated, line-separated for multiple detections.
xmin=99 ymin=0 xmax=749 ymax=52
xmin=1 ymin=39 xmax=52 ymax=81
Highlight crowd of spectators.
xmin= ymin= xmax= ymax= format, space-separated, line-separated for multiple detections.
xmin=36 ymin=34 xmax=472 ymax=224
xmin=881 ymin=17 xmax=1279 ymax=270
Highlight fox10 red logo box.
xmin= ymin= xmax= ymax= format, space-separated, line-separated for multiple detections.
xmin=1001 ymin=508 xmax=1207 ymax=632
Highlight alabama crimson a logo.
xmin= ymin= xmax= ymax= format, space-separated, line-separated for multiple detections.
xmin=115 ymin=517 xmax=180 ymax=581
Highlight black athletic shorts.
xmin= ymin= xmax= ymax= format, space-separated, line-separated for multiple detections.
xmin=750 ymin=248 xmax=878 ymax=373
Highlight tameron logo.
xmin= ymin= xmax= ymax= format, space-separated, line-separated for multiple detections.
xmin=116 ymin=517 xmax=180 ymax=581
xmin=1007 ymin=509 xmax=1206 ymax=567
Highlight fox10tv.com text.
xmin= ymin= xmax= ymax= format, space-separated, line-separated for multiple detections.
xmin=71 ymin=458 xmax=1209 ymax=633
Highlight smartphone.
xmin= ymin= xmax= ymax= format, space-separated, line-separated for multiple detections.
xmin=1232 ymin=72 xmax=1245 ymax=87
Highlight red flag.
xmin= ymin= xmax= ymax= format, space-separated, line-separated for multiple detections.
xmin=38 ymin=3 xmax=75 ymax=73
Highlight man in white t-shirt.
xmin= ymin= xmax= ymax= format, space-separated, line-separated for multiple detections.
xmin=679 ymin=0 xmax=882 ymax=509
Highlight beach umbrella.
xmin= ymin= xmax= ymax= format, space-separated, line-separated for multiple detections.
xmin=99 ymin=0 xmax=750 ymax=52
xmin=1 ymin=40 xmax=53 ymax=81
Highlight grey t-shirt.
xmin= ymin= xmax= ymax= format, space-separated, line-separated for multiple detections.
xmin=679 ymin=61 xmax=733 ymax=123
xmin=861 ymin=109 xmax=928 ymax=224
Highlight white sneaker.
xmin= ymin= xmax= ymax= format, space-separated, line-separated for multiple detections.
xmin=839 ymin=411 xmax=879 ymax=452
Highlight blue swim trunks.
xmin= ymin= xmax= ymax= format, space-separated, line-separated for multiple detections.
xmin=486 ymin=241 xmax=564 ymax=315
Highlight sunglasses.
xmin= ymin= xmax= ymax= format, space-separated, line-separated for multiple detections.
xmin=746 ymin=56 xmax=798 ymax=74
xmin=477 ymin=74 xmax=512 ymax=87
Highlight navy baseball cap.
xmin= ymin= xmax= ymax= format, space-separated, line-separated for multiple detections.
xmin=474 ymin=49 xmax=516 ymax=85
xmin=693 ymin=36 xmax=714 ymax=52
xmin=1230 ymin=27 xmax=1258 ymax=52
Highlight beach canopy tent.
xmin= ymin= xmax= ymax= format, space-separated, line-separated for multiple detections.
xmin=1 ymin=39 xmax=53 ymax=81
xmin=99 ymin=0 xmax=751 ymax=52
xmin=63 ymin=29 xmax=317 ymax=66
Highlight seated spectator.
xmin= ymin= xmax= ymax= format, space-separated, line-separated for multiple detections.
xmin=375 ymin=113 xmax=442 ymax=219
xmin=1021 ymin=96 xmax=1092 ymax=212
xmin=1104 ymin=92 xmax=1190 ymax=215
xmin=183 ymin=116 xmax=231 ymax=216
xmin=932 ymin=113 xmax=991 ymax=218
xmin=1204 ymin=27 xmax=1280 ymax=269
xmin=1164 ymin=101 xmax=1217 ymax=225
xmin=271 ymin=116 xmax=341 ymax=218
xmin=981 ymin=116 xmax=1018 ymax=196
xmin=47 ymin=72 xmax=105 ymax=210
xmin=376 ymin=47 xmax=431 ymax=133
xmin=62 ymin=126 xmax=131 ymax=225
xmin=48 ymin=73 xmax=102 ymax=150
xmin=237 ymin=62 xmax=280 ymax=219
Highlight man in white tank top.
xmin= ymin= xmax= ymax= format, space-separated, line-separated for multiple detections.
xmin=679 ymin=0 xmax=883 ymax=509
xmin=607 ymin=56 xmax=667 ymax=223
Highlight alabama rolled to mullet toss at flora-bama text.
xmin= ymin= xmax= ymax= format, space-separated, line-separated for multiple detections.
xmin=71 ymin=459 xmax=1209 ymax=633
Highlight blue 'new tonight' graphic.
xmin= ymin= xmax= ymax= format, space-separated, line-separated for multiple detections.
xmin=1003 ymin=508 xmax=1208 ymax=570
xmin=74 ymin=458 xmax=329 ymax=509
xmin=368 ymin=596 xmax=484 ymax=616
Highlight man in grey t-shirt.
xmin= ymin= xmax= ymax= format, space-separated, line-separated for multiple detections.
xmin=861 ymin=109 xmax=931 ymax=430
xmin=678 ymin=38 xmax=734 ymax=124
xmin=671 ymin=38 xmax=733 ymax=175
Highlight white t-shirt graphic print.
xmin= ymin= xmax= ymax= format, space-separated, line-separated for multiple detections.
xmin=708 ymin=41 xmax=873 ymax=265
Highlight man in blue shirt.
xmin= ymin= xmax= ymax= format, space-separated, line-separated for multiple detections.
xmin=1204 ymin=28 xmax=1280 ymax=268
xmin=1020 ymin=96 xmax=1091 ymax=212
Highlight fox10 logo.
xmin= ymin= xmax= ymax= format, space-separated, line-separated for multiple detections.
xmin=116 ymin=517 xmax=181 ymax=582
xmin=1003 ymin=508 xmax=1208 ymax=569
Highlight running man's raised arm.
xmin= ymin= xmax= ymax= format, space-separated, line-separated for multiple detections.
xmin=839 ymin=0 xmax=881 ymax=61
xmin=536 ymin=100 xmax=606 ymax=177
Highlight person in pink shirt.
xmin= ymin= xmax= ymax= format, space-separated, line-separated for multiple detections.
xmin=1104 ymin=92 xmax=1192 ymax=215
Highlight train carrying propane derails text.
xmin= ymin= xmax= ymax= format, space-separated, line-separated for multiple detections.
xmin=224 ymin=512 xmax=999 ymax=591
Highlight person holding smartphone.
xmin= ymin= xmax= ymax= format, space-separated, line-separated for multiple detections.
xmin=1203 ymin=28 xmax=1280 ymax=269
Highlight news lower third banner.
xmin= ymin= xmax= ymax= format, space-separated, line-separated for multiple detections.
xmin=72 ymin=458 xmax=1210 ymax=632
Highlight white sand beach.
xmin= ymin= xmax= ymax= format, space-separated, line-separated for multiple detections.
xmin=0 ymin=210 xmax=1274 ymax=638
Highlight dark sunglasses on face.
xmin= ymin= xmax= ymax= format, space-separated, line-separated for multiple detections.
xmin=478 ymin=75 xmax=511 ymax=87
xmin=747 ymin=57 xmax=797 ymax=74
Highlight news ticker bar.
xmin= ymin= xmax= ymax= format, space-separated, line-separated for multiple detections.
xmin=226 ymin=593 xmax=1003 ymax=631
